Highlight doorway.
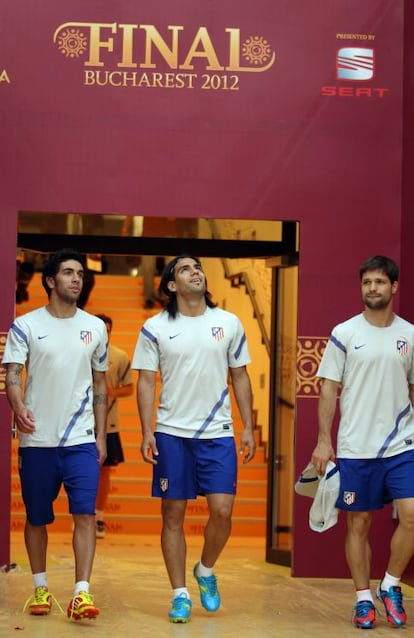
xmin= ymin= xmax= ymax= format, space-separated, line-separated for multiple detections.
xmin=16 ymin=212 xmax=299 ymax=565
xmin=266 ymin=264 xmax=298 ymax=566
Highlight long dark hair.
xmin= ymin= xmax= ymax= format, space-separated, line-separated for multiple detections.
xmin=159 ymin=254 xmax=216 ymax=318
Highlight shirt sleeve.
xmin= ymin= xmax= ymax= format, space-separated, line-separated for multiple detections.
xmin=131 ymin=323 xmax=160 ymax=372
xmin=2 ymin=319 xmax=29 ymax=365
xmin=228 ymin=314 xmax=251 ymax=368
xmin=317 ymin=329 xmax=346 ymax=382
xmin=92 ymin=321 xmax=109 ymax=371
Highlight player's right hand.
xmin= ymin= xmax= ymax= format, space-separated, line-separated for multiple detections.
xmin=140 ymin=432 xmax=159 ymax=465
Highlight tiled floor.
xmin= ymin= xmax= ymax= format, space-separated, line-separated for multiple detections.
xmin=1 ymin=532 xmax=413 ymax=637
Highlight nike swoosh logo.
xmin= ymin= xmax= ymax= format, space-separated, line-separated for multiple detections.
xmin=37 ymin=335 xmax=48 ymax=340
xmin=354 ymin=344 xmax=366 ymax=350
xmin=169 ymin=334 xmax=181 ymax=340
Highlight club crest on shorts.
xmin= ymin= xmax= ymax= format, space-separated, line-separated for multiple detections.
xmin=343 ymin=491 xmax=355 ymax=506
xmin=160 ymin=478 xmax=169 ymax=492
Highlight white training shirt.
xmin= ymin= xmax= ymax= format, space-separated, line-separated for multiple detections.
xmin=317 ymin=313 xmax=414 ymax=459
xmin=132 ymin=306 xmax=251 ymax=438
xmin=2 ymin=306 xmax=108 ymax=447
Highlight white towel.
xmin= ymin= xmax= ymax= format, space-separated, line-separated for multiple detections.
xmin=295 ymin=461 xmax=340 ymax=533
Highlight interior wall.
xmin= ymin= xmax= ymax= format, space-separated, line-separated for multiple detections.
xmin=0 ymin=212 xmax=16 ymax=570
xmin=400 ymin=0 xmax=414 ymax=319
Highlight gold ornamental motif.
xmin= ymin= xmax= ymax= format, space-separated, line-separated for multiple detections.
xmin=242 ymin=36 xmax=273 ymax=65
xmin=57 ymin=28 xmax=88 ymax=58
xmin=296 ymin=337 xmax=328 ymax=398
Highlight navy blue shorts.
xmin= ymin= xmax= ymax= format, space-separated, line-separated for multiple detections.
xmin=18 ymin=444 xmax=100 ymax=525
xmin=152 ymin=433 xmax=237 ymax=499
xmin=336 ymin=449 xmax=414 ymax=511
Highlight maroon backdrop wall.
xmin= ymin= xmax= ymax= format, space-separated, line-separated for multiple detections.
xmin=0 ymin=0 xmax=410 ymax=578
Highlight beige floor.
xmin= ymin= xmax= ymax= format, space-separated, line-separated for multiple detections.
xmin=1 ymin=532 xmax=413 ymax=637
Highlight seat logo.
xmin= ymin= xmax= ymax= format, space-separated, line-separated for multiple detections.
xmin=336 ymin=47 xmax=374 ymax=81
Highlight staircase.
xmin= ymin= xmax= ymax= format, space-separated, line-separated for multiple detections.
xmin=11 ymin=272 xmax=267 ymax=537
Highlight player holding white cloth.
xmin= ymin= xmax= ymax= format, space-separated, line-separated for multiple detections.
xmin=312 ymin=255 xmax=414 ymax=629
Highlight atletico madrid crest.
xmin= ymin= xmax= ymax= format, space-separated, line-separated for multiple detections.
xmin=80 ymin=330 xmax=92 ymax=345
xmin=343 ymin=491 xmax=355 ymax=506
xmin=211 ymin=326 xmax=224 ymax=341
xmin=397 ymin=339 xmax=408 ymax=356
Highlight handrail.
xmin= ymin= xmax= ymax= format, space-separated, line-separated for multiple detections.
xmin=242 ymin=270 xmax=271 ymax=356
xmin=208 ymin=218 xmax=271 ymax=357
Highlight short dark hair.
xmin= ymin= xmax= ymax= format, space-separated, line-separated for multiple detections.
xmin=359 ymin=255 xmax=399 ymax=284
xmin=95 ymin=313 xmax=113 ymax=329
xmin=41 ymin=249 xmax=86 ymax=297
xmin=159 ymin=254 xmax=216 ymax=318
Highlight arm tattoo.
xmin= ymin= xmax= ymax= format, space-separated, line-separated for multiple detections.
xmin=5 ymin=363 xmax=24 ymax=389
xmin=93 ymin=393 xmax=108 ymax=406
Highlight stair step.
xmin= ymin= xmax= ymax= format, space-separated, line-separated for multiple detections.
xmin=11 ymin=490 xmax=266 ymax=518
xmin=11 ymin=512 xmax=266 ymax=536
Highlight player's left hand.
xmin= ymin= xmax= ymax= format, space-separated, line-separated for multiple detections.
xmin=239 ymin=428 xmax=256 ymax=464
xmin=96 ymin=433 xmax=107 ymax=465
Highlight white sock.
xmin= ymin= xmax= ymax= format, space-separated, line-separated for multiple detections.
xmin=197 ymin=560 xmax=214 ymax=578
xmin=380 ymin=571 xmax=400 ymax=591
xmin=356 ymin=588 xmax=373 ymax=603
xmin=173 ymin=588 xmax=190 ymax=599
xmin=74 ymin=580 xmax=89 ymax=596
xmin=95 ymin=510 xmax=104 ymax=522
xmin=33 ymin=572 xmax=48 ymax=589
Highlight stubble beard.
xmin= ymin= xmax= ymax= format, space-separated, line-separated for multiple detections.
xmin=364 ymin=296 xmax=390 ymax=311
